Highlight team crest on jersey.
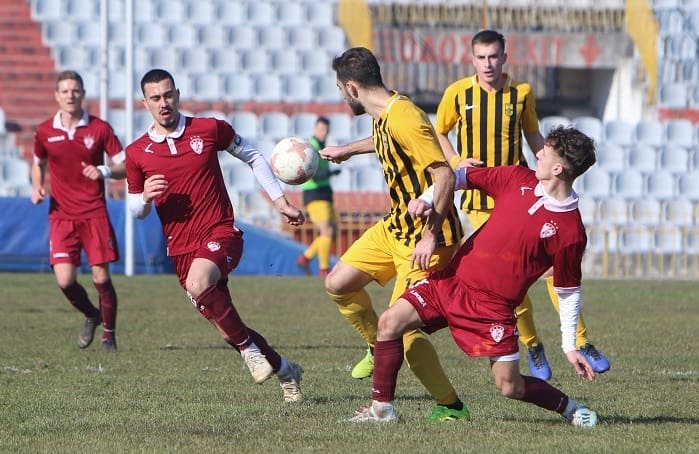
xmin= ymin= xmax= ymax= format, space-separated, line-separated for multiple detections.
xmin=540 ymin=221 xmax=559 ymax=238
xmin=490 ymin=324 xmax=505 ymax=343
xmin=190 ymin=136 xmax=204 ymax=154
xmin=207 ymin=241 xmax=221 ymax=252
xmin=83 ymin=134 xmax=95 ymax=149
xmin=504 ymin=104 xmax=514 ymax=116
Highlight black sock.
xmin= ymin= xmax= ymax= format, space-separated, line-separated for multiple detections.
xmin=440 ymin=400 xmax=464 ymax=411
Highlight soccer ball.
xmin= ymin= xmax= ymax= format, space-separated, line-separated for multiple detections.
xmin=270 ymin=137 xmax=319 ymax=185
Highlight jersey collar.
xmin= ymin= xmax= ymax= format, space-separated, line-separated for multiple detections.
xmin=528 ymin=182 xmax=579 ymax=215
xmin=472 ymin=73 xmax=511 ymax=92
xmin=147 ymin=114 xmax=186 ymax=143
xmin=52 ymin=110 xmax=89 ymax=131
xmin=380 ymin=91 xmax=404 ymax=120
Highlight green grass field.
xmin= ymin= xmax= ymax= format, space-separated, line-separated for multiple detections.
xmin=0 ymin=273 xmax=697 ymax=453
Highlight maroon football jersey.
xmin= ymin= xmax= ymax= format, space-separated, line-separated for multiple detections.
xmin=126 ymin=115 xmax=238 ymax=256
xmin=449 ymin=166 xmax=586 ymax=307
xmin=34 ymin=112 xmax=123 ymax=219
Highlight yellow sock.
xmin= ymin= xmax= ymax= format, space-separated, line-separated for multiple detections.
xmin=304 ymin=237 xmax=320 ymax=260
xmin=316 ymin=235 xmax=332 ymax=270
xmin=545 ymin=276 xmax=589 ymax=349
xmin=516 ymin=294 xmax=540 ymax=349
xmin=328 ymin=289 xmax=378 ymax=345
xmin=402 ymin=329 xmax=458 ymax=405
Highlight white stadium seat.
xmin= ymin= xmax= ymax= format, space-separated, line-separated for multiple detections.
xmin=628 ymin=143 xmax=658 ymax=173
xmin=595 ymin=142 xmax=627 ymax=172
xmin=259 ymin=112 xmax=290 ymax=141
xmin=635 ymin=119 xmax=665 ymax=148
xmin=290 ymin=112 xmax=320 ymax=137
xmin=223 ymin=74 xmax=253 ymax=103
xmin=229 ymin=111 xmax=259 ymax=139
xmin=647 ymin=170 xmax=677 ymax=201
xmin=253 ymin=74 xmax=283 ymax=103
xmin=604 ymin=120 xmax=635 ymax=147
xmin=283 ymin=75 xmax=315 ymax=103
xmin=539 ymin=115 xmax=572 ymax=136
xmin=614 ymin=170 xmax=645 ymax=200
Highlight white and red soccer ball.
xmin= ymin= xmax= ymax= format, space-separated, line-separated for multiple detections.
xmin=270 ymin=137 xmax=319 ymax=185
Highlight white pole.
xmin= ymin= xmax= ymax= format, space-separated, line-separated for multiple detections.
xmin=124 ymin=0 xmax=135 ymax=276
xmin=99 ymin=0 xmax=109 ymax=200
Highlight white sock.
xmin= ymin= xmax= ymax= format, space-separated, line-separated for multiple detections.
xmin=562 ymin=398 xmax=579 ymax=419
xmin=240 ymin=341 xmax=261 ymax=356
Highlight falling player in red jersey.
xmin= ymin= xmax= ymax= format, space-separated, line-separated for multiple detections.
xmin=348 ymin=126 xmax=599 ymax=427
xmin=32 ymin=70 xmax=124 ymax=352
xmin=126 ymin=69 xmax=305 ymax=402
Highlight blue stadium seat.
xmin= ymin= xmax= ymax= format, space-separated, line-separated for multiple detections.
xmin=276 ymin=2 xmax=305 ymax=26
xmin=137 ymin=23 xmax=168 ymax=48
xmin=77 ymin=21 xmax=101 ymax=46
xmin=599 ymin=198 xmax=629 ymax=227
xmin=539 ymin=115 xmax=572 ymax=136
xmin=316 ymin=26 xmax=346 ymax=52
xmin=211 ymin=48 xmax=242 ymax=73
xmin=168 ymin=23 xmax=198 ymax=47
xmin=229 ymin=26 xmax=258 ymax=49
xmin=199 ymin=25 xmax=229 ymax=48
xmin=229 ymin=111 xmax=259 ymax=139
xmin=242 ymin=49 xmax=271 ymax=74
xmin=154 ymin=0 xmax=187 ymax=23
xmin=187 ymin=0 xmax=217 ymax=25
xmin=288 ymin=28 xmax=316 ymax=51
xmin=664 ymin=198 xmax=694 ymax=226
xmin=253 ymin=74 xmax=283 ymax=102
xmin=290 ymin=112 xmax=320 ymax=137
xmin=604 ymin=120 xmax=635 ymax=147
xmin=271 ymin=50 xmax=302 ymax=76
xmin=283 ymin=75 xmax=314 ymax=103
xmin=628 ymin=143 xmax=658 ymax=172
xmin=306 ymin=2 xmax=335 ymax=26
xmin=577 ymin=197 xmax=598 ymax=226
xmin=635 ymin=119 xmax=665 ymax=148
xmin=56 ymin=46 xmax=97 ymax=70
xmin=326 ymin=113 xmax=354 ymax=143
xmin=355 ymin=166 xmax=387 ymax=192
xmin=614 ymin=169 xmax=645 ymax=199
xmin=315 ymin=76 xmax=342 ymax=103
xmin=572 ymin=116 xmax=603 ymax=143
xmin=300 ymin=50 xmax=332 ymax=76
xmin=215 ymin=0 xmax=245 ymax=25
xmin=223 ymin=74 xmax=253 ymax=103
xmin=32 ymin=0 xmax=64 ymax=20
xmin=246 ymin=2 xmax=275 ymax=25
xmin=631 ymin=198 xmax=663 ymax=226
xmin=665 ymin=119 xmax=696 ymax=147
xmin=595 ymin=143 xmax=627 ymax=172
xmin=658 ymin=82 xmax=688 ymax=108
xmin=42 ymin=21 xmax=77 ymax=46
xmin=659 ymin=146 xmax=689 ymax=174
xmin=259 ymin=112 xmax=290 ymax=141
xmin=258 ymin=25 xmax=287 ymax=50
xmin=108 ymin=22 xmax=126 ymax=45
xmin=354 ymin=115 xmax=374 ymax=138
xmin=679 ymin=172 xmax=699 ymax=200
xmin=179 ymin=48 xmax=212 ymax=72
xmin=579 ymin=167 xmax=612 ymax=199
xmin=647 ymin=170 xmax=677 ymax=200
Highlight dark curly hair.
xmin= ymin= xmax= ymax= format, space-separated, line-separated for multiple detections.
xmin=545 ymin=126 xmax=597 ymax=180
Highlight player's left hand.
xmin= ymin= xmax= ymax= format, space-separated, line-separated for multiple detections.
xmin=565 ymin=350 xmax=596 ymax=381
xmin=81 ymin=161 xmax=102 ymax=180
xmin=408 ymin=199 xmax=432 ymax=218
xmin=411 ymin=235 xmax=436 ymax=271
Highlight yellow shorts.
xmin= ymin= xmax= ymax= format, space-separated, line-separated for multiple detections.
xmin=340 ymin=220 xmax=458 ymax=304
xmin=306 ymin=200 xmax=336 ymax=224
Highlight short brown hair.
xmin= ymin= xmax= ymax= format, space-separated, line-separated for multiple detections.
xmin=332 ymin=47 xmax=384 ymax=88
xmin=546 ymin=126 xmax=597 ymax=180
xmin=140 ymin=68 xmax=176 ymax=95
xmin=56 ymin=70 xmax=84 ymax=91
xmin=471 ymin=29 xmax=506 ymax=53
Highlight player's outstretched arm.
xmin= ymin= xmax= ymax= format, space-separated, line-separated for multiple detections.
xmin=320 ymin=136 xmax=374 ymax=163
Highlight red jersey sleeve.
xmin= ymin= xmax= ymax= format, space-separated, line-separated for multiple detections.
xmin=33 ymin=129 xmax=47 ymax=160
xmin=102 ymin=122 xmax=123 ymax=158
xmin=125 ymin=145 xmax=144 ymax=194
xmin=465 ymin=165 xmax=529 ymax=199
xmin=215 ymin=118 xmax=236 ymax=150
xmin=552 ymin=240 xmax=586 ymax=289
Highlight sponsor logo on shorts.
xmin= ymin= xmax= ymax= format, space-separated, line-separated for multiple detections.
xmin=190 ymin=136 xmax=204 ymax=154
xmin=53 ymin=252 xmax=70 ymax=259
xmin=409 ymin=290 xmax=427 ymax=308
xmin=490 ymin=324 xmax=505 ymax=343
xmin=540 ymin=221 xmax=559 ymax=239
xmin=207 ymin=241 xmax=221 ymax=252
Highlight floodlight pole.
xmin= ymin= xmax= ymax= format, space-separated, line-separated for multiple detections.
xmin=99 ymin=0 xmax=109 ymax=200
xmin=124 ymin=0 xmax=135 ymax=276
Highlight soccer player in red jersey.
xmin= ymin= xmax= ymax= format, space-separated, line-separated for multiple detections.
xmin=348 ymin=127 xmax=599 ymax=427
xmin=126 ymin=69 xmax=305 ymax=402
xmin=31 ymin=70 xmax=124 ymax=353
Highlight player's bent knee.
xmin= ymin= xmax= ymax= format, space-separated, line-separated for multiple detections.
xmin=377 ymin=310 xmax=404 ymax=340
xmin=495 ymin=378 xmax=524 ymax=399
xmin=185 ymin=279 xmax=212 ymax=299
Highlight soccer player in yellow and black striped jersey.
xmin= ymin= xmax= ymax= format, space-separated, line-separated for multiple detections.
xmin=435 ymin=30 xmax=610 ymax=377
xmin=321 ymin=47 xmax=469 ymax=421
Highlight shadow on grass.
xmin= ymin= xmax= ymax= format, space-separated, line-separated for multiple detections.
xmin=159 ymin=344 xmax=364 ymax=351
xmin=600 ymin=415 xmax=699 ymax=425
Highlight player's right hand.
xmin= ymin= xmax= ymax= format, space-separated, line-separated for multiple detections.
xmin=408 ymin=199 xmax=432 ymax=218
xmin=320 ymin=146 xmax=352 ymax=163
xmin=143 ymin=174 xmax=168 ymax=203
xmin=31 ymin=187 xmax=46 ymax=205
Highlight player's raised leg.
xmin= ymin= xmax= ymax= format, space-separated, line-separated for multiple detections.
xmin=490 ymin=357 xmax=597 ymax=427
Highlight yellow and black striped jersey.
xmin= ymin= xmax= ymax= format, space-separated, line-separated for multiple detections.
xmin=373 ymin=92 xmax=464 ymax=247
xmin=436 ymin=74 xmax=540 ymax=211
